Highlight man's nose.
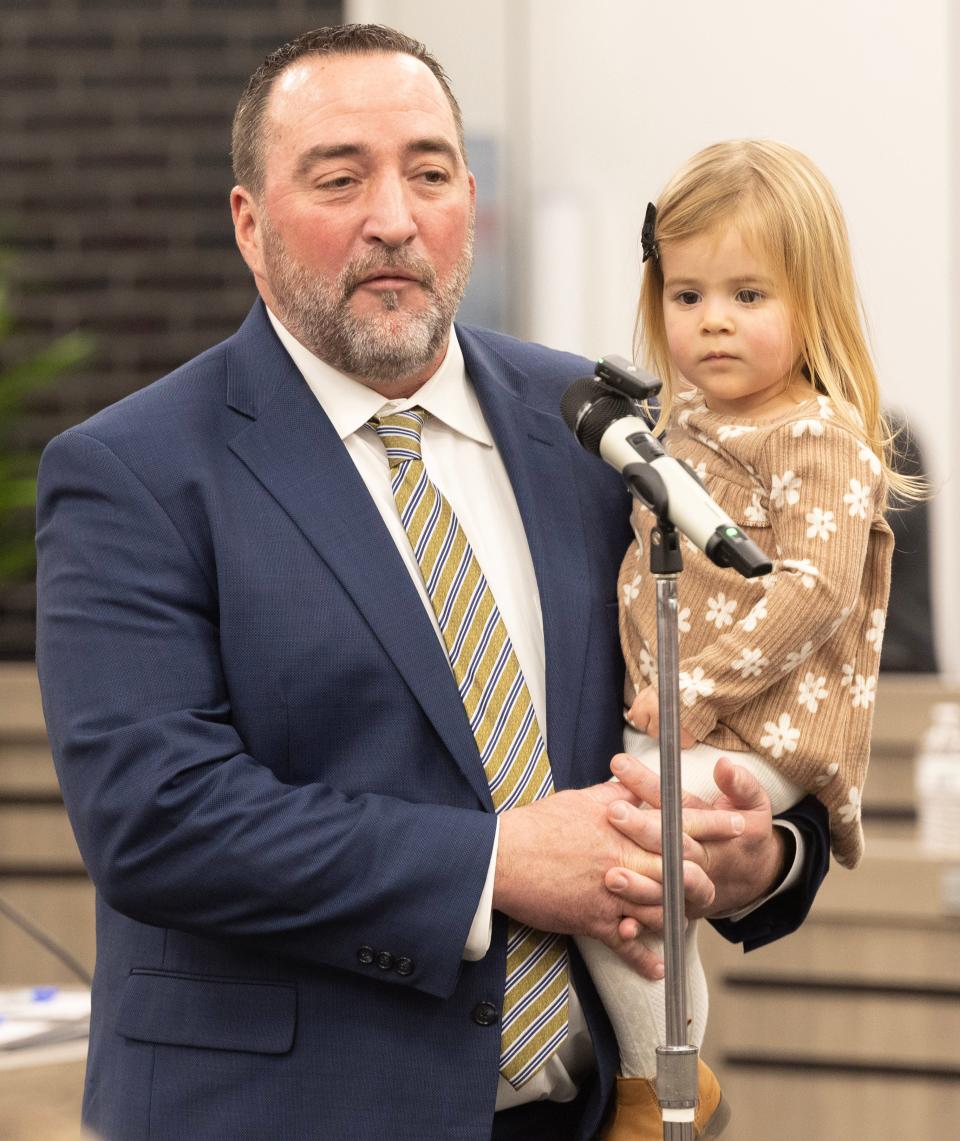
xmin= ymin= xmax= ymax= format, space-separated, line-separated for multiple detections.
xmin=361 ymin=176 xmax=418 ymax=247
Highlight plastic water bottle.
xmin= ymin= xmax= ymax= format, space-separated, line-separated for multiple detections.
xmin=915 ymin=702 xmax=960 ymax=852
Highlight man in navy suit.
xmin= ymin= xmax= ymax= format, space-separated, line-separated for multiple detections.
xmin=36 ymin=24 xmax=829 ymax=1141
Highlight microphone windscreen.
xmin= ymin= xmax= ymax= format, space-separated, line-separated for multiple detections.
xmin=559 ymin=377 xmax=600 ymax=433
xmin=560 ymin=378 xmax=636 ymax=456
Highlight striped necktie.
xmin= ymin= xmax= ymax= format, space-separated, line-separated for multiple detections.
xmin=371 ymin=407 xmax=569 ymax=1088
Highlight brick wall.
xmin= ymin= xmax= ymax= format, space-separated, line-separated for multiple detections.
xmin=0 ymin=0 xmax=344 ymax=658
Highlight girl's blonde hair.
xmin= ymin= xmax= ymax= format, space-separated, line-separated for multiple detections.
xmin=636 ymin=139 xmax=921 ymax=503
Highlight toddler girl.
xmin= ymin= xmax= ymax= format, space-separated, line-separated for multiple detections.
xmin=579 ymin=139 xmax=915 ymax=1140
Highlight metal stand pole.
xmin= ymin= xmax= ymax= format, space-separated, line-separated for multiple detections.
xmin=649 ymin=524 xmax=697 ymax=1141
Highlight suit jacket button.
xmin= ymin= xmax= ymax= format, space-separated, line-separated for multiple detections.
xmin=376 ymin=950 xmax=395 ymax=971
xmin=395 ymin=956 xmax=414 ymax=976
xmin=358 ymin=945 xmax=375 ymax=966
xmin=472 ymin=1001 xmax=499 ymax=1027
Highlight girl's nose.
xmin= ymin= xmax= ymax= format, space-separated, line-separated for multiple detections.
xmin=701 ymin=307 xmax=734 ymax=334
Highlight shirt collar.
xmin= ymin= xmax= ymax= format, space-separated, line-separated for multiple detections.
xmin=265 ymin=307 xmax=493 ymax=448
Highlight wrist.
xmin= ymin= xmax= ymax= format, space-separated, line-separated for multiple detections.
xmin=769 ymin=822 xmax=797 ymax=893
xmin=758 ymin=824 xmax=790 ymax=897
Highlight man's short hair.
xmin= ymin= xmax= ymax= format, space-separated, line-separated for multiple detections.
xmin=231 ymin=23 xmax=466 ymax=197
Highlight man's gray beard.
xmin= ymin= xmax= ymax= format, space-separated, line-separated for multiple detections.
xmin=260 ymin=217 xmax=474 ymax=386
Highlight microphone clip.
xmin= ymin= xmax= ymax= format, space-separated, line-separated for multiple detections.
xmin=594 ymin=354 xmax=661 ymax=404
xmin=622 ymin=462 xmax=684 ymax=575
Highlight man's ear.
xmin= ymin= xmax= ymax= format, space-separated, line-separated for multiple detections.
xmin=231 ymin=185 xmax=266 ymax=280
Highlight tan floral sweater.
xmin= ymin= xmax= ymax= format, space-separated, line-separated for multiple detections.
xmin=618 ymin=390 xmax=894 ymax=867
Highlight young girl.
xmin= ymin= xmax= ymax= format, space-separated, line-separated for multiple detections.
xmin=578 ymin=140 xmax=914 ymax=1140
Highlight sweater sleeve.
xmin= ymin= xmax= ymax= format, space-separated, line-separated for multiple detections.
xmin=677 ymin=419 xmax=884 ymax=741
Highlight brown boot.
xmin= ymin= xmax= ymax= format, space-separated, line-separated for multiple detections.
xmin=694 ymin=1059 xmax=732 ymax=1139
xmin=600 ymin=1061 xmax=731 ymax=1140
xmin=600 ymin=1075 xmax=662 ymax=1141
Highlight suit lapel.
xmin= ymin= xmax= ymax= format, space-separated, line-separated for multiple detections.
xmin=458 ymin=328 xmax=593 ymax=791
xmin=224 ymin=306 xmax=493 ymax=808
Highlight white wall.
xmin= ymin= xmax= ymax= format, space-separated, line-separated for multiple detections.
xmin=348 ymin=0 xmax=959 ymax=673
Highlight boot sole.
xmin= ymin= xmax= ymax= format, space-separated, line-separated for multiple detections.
xmin=698 ymin=1094 xmax=732 ymax=1139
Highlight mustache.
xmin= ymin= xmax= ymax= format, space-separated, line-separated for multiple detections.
xmin=339 ymin=250 xmax=438 ymax=298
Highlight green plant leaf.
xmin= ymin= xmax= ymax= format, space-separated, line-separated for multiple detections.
xmin=0 ymin=330 xmax=94 ymax=416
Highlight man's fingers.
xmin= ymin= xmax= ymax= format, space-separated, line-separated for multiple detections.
xmin=605 ymin=931 xmax=665 ymax=981
xmin=611 ymin=752 xmax=712 ymax=810
xmin=607 ymin=798 xmax=719 ymax=868
xmin=611 ymin=753 xmax=660 ymax=803
xmin=607 ymin=799 xmax=663 ymax=855
xmin=605 ymin=859 xmax=715 ymax=916
xmin=712 ymin=756 xmax=768 ymax=811
xmin=604 ymin=865 xmax=663 ymax=903
xmin=681 ymin=805 xmax=747 ymax=843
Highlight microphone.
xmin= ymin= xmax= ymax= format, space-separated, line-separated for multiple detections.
xmin=561 ymin=374 xmax=773 ymax=578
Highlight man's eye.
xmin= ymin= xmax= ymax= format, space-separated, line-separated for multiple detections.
xmin=317 ymin=176 xmax=355 ymax=190
xmin=736 ymin=289 xmax=763 ymax=303
xmin=419 ymin=169 xmax=450 ymax=184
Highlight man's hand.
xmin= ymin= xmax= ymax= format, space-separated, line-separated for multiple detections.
xmin=493 ymin=778 xmax=743 ymax=980
xmin=604 ymin=752 xmax=786 ymax=935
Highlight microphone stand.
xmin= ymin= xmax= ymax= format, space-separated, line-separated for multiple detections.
xmin=623 ymin=463 xmax=698 ymax=1141
xmin=562 ymin=354 xmax=771 ymax=1137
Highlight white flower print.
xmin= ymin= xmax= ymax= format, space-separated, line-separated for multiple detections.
xmin=678 ymin=667 xmax=714 ymax=707
xmin=706 ymin=592 xmax=737 ymax=629
xmin=858 ymin=442 xmax=882 ymax=476
xmin=844 ymin=478 xmax=871 ymax=520
xmin=826 ymin=606 xmax=852 ymax=639
xmin=744 ymin=492 xmax=768 ymax=525
xmin=622 ymin=574 xmax=641 ymax=605
xmin=739 ymin=596 xmax=769 ymax=632
xmin=840 ymin=662 xmax=855 ymax=688
xmin=797 ymin=672 xmax=829 ymax=713
xmin=717 ymin=424 xmax=757 ymax=442
xmin=693 ymin=429 xmax=721 ymax=453
xmin=760 ymin=713 xmax=801 ymax=759
xmin=770 ymin=470 xmax=802 ymax=508
xmin=677 ymin=409 xmax=692 ymax=430
xmin=782 ymin=558 xmax=820 ymax=589
xmin=677 ymin=607 xmax=691 ymax=635
xmin=850 ymin=674 xmax=877 ymax=709
xmin=813 ymin=761 xmax=839 ymax=788
xmin=732 ymin=647 xmax=768 ymax=679
xmin=838 ymin=786 xmax=861 ymax=824
xmin=638 ymin=646 xmax=658 ymax=681
xmin=865 ymin=609 xmax=885 ymax=652
xmin=791 ymin=418 xmax=825 ymax=438
xmin=692 ymin=461 xmax=708 ymax=483
xmin=805 ymin=507 xmax=837 ymax=541
xmin=816 ymin=395 xmax=834 ymax=420
xmin=783 ymin=641 xmax=815 ymax=672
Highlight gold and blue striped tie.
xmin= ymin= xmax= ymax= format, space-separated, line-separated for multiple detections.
xmin=371 ymin=407 xmax=569 ymax=1088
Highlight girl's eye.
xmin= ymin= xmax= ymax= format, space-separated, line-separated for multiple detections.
xmin=736 ymin=288 xmax=763 ymax=303
xmin=675 ymin=290 xmax=700 ymax=305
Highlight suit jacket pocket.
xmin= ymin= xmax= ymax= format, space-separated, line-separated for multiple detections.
xmin=117 ymin=969 xmax=296 ymax=1055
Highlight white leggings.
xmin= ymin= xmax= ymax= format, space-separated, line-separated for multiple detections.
xmin=574 ymin=728 xmax=804 ymax=1078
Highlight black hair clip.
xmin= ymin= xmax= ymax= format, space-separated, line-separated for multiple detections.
xmin=641 ymin=201 xmax=659 ymax=263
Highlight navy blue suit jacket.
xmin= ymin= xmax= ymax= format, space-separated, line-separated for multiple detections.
xmin=36 ymin=302 xmax=828 ymax=1140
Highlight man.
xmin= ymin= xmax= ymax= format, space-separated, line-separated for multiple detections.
xmin=35 ymin=25 xmax=829 ymax=1141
